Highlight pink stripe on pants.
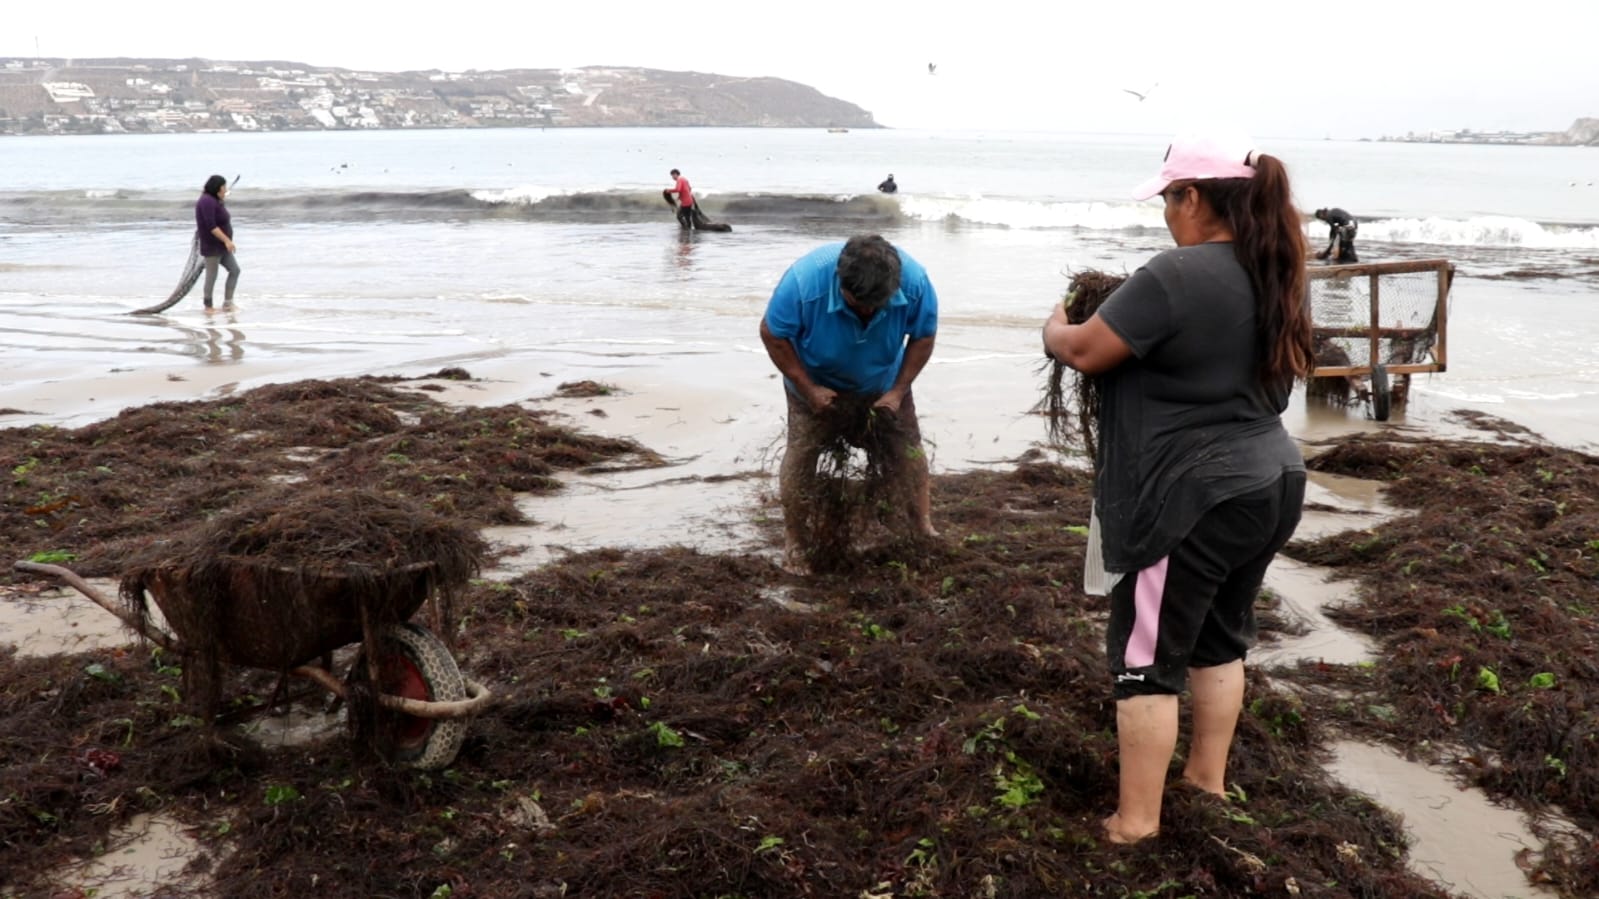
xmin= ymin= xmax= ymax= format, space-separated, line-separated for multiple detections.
xmin=1125 ymin=557 xmax=1169 ymax=669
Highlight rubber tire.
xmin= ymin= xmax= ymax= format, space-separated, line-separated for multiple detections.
xmin=374 ymin=622 xmax=468 ymax=770
xmin=1370 ymin=363 xmax=1392 ymax=422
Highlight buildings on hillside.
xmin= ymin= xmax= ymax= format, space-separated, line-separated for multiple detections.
xmin=0 ymin=58 xmax=877 ymax=135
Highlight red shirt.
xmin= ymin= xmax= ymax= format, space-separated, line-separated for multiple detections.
xmin=670 ymin=175 xmax=694 ymax=208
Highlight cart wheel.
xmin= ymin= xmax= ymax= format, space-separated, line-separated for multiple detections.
xmin=1370 ymin=363 xmax=1392 ymax=422
xmin=375 ymin=622 xmax=467 ymax=770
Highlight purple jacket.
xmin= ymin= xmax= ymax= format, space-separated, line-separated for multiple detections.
xmin=195 ymin=193 xmax=233 ymax=256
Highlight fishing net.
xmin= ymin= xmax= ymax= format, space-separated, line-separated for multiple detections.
xmin=129 ymin=235 xmax=204 ymax=315
xmin=1305 ymin=261 xmax=1451 ymax=405
xmin=1037 ymin=271 xmax=1126 ymax=465
xmin=661 ymin=189 xmax=733 ymax=232
xmin=689 ymin=205 xmax=732 ymax=232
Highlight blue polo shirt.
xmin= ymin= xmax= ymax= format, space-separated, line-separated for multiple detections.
xmin=763 ymin=243 xmax=939 ymax=395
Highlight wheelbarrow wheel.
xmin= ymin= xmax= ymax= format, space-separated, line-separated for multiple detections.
xmin=374 ymin=622 xmax=468 ymax=770
xmin=1370 ymin=363 xmax=1392 ymax=422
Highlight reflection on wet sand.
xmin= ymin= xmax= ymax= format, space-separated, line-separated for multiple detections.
xmin=1329 ymin=741 xmax=1559 ymax=899
xmin=671 ymin=230 xmax=699 ymax=273
xmin=178 ymin=324 xmax=247 ymax=364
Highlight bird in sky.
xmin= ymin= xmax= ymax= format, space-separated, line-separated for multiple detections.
xmin=1121 ymin=82 xmax=1158 ymax=101
xmin=928 ymin=62 xmax=937 ymax=75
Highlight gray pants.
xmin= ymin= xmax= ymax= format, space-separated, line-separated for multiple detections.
xmin=202 ymin=251 xmax=240 ymax=306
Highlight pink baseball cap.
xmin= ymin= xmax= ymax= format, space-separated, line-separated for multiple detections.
xmin=1131 ymin=134 xmax=1259 ymax=200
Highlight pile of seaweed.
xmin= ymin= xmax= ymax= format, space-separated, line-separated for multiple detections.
xmin=4 ymin=452 xmax=1473 ymax=898
xmin=0 ymin=373 xmax=659 ymax=580
xmin=1278 ymin=416 xmax=1599 ymax=894
xmin=117 ymin=485 xmax=484 ymax=726
xmin=797 ymin=393 xmax=923 ymax=574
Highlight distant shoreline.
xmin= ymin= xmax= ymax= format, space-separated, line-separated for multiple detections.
xmin=0 ymin=57 xmax=879 ymax=136
xmin=0 ymin=123 xmax=891 ymax=138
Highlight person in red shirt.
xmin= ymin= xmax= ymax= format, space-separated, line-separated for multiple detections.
xmin=666 ymin=168 xmax=694 ymax=229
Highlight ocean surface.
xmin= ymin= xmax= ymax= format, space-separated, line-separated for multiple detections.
xmin=2 ymin=127 xmax=1596 ymax=450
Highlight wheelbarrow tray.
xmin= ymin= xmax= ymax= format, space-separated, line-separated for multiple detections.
xmin=131 ymin=559 xmax=436 ymax=670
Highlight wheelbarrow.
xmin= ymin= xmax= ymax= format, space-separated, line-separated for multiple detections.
xmin=12 ymin=558 xmax=493 ymax=770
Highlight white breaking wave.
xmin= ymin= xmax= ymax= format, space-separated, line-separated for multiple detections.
xmin=1340 ymin=216 xmax=1599 ymax=250
xmin=895 ymin=195 xmax=1599 ymax=251
xmin=470 ymin=185 xmax=563 ymax=205
xmin=898 ymin=195 xmax=1165 ymax=231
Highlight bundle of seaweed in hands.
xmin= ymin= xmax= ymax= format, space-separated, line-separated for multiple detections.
xmin=800 ymin=394 xmax=918 ymax=573
xmin=1039 ymin=270 xmax=1126 ymax=465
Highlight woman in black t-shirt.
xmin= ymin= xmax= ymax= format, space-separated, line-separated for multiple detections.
xmin=1042 ymin=134 xmax=1315 ymax=845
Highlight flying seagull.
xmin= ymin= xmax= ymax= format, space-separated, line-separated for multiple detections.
xmin=928 ymin=62 xmax=937 ymax=75
xmin=1121 ymin=82 xmax=1158 ymax=101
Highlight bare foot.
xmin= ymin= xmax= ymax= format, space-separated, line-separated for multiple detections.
xmin=780 ymin=548 xmax=811 ymax=577
xmin=1102 ymin=813 xmax=1158 ymax=845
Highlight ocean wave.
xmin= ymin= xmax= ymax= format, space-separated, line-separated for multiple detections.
xmin=0 ymin=187 xmax=905 ymax=225
xmin=899 ymin=195 xmax=1164 ymax=231
xmin=1359 ymin=215 xmax=1599 ymax=250
xmin=5 ymin=187 xmax=1599 ymax=251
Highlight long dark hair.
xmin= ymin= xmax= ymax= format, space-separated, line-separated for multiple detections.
xmin=202 ymin=174 xmax=227 ymax=198
xmin=1189 ymin=156 xmax=1315 ymax=384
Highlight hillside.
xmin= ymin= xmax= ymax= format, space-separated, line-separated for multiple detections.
xmin=1560 ymin=117 xmax=1599 ymax=145
xmin=0 ymin=57 xmax=880 ymax=135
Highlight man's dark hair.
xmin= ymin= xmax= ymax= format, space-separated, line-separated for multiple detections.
xmin=1313 ymin=207 xmax=1328 ymax=219
xmin=670 ymin=168 xmax=681 ymax=176
xmin=837 ymin=235 xmax=902 ymax=309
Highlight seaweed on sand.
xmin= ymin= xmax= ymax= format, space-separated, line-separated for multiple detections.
xmin=0 ymin=393 xmax=1569 ymax=898
xmin=0 ymin=374 xmax=661 ymax=580
xmin=159 ymin=463 xmax=1461 ymax=898
xmin=1279 ymin=421 xmax=1599 ymax=894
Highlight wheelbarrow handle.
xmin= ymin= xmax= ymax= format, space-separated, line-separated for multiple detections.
xmin=289 ymin=664 xmax=494 ymax=719
xmin=12 ymin=560 xmax=184 ymax=654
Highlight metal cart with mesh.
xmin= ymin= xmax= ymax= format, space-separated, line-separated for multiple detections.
xmin=1306 ymin=259 xmax=1453 ymax=421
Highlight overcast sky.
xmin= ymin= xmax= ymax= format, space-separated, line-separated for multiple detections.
xmin=6 ymin=1 xmax=1594 ymax=140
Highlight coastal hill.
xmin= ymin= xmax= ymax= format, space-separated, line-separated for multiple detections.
xmin=1562 ymin=117 xmax=1599 ymax=145
xmin=1379 ymin=117 xmax=1599 ymax=146
xmin=0 ymin=57 xmax=880 ymax=135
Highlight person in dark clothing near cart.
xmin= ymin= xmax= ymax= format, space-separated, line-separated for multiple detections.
xmin=1313 ymin=207 xmax=1358 ymax=263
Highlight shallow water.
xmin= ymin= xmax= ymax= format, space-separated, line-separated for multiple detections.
xmin=1328 ymin=741 xmax=1558 ymax=899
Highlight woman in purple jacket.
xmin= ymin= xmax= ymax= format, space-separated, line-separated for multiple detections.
xmin=195 ymin=174 xmax=240 ymax=309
